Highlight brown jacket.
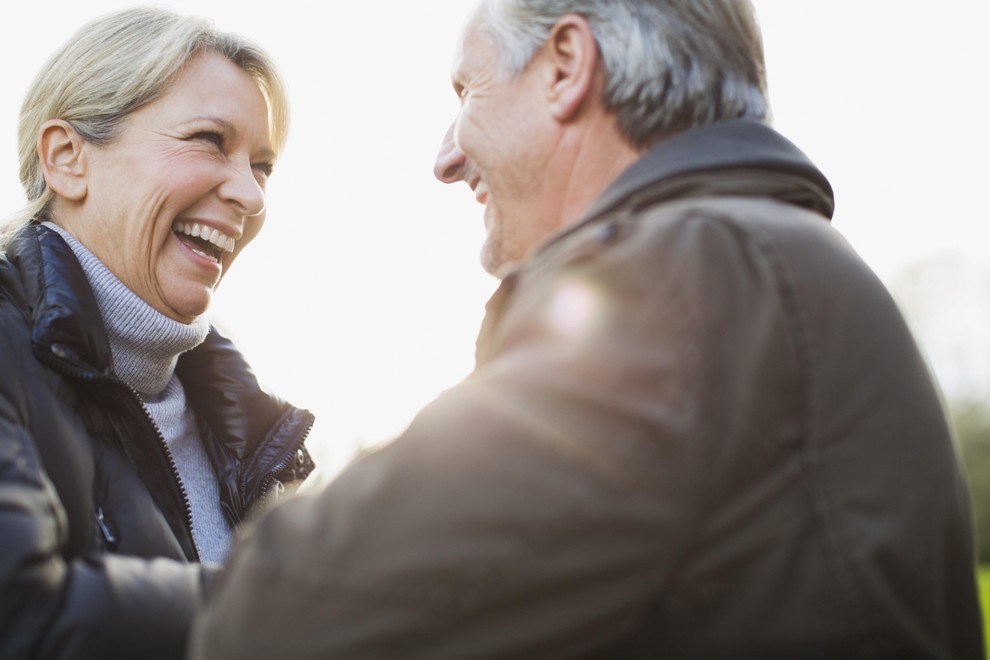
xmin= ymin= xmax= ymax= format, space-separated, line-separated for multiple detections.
xmin=191 ymin=119 xmax=983 ymax=659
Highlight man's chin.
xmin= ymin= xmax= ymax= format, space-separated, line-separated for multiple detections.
xmin=479 ymin=240 xmax=502 ymax=278
xmin=480 ymin=245 xmax=520 ymax=280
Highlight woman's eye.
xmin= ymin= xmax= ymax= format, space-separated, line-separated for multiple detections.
xmin=252 ymin=163 xmax=273 ymax=186
xmin=191 ymin=131 xmax=225 ymax=147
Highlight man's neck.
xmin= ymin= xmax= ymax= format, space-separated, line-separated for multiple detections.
xmin=555 ymin=118 xmax=642 ymax=230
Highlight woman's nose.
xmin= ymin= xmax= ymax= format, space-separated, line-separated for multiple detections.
xmin=433 ymin=122 xmax=466 ymax=184
xmin=220 ymin=161 xmax=266 ymax=217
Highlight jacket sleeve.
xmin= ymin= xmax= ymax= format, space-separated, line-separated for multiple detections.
xmin=191 ymin=379 xmax=681 ymax=660
xmin=188 ymin=212 xmax=756 ymax=659
xmin=0 ymin=402 xmax=216 ymax=660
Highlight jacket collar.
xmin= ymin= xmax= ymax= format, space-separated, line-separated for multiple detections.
xmin=584 ymin=118 xmax=834 ymax=223
xmin=8 ymin=221 xmax=114 ymax=375
xmin=478 ymin=120 xmax=835 ymax=365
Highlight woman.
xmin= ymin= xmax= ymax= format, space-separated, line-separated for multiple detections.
xmin=0 ymin=7 xmax=315 ymax=659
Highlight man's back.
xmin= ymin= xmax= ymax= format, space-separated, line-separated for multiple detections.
xmin=579 ymin=193 xmax=980 ymax=658
xmin=190 ymin=120 xmax=983 ymax=659
xmin=464 ymin=119 xmax=981 ymax=655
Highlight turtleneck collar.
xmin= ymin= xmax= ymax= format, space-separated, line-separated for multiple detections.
xmin=43 ymin=222 xmax=210 ymax=395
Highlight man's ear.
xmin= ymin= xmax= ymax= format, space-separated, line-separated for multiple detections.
xmin=545 ymin=14 xmax=600 ymax=122
xmin=38 ymin=119 xmax=88 ymax=201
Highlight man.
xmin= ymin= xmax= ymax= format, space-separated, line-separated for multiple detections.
xmin=190 ymin=1 xmax=984 ymax=658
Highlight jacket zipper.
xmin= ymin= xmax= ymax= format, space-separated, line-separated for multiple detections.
xmin=95 ymin=506 xmax=118 ymax=547
xmin=256 ymin=420 xmax=314 ymax=510
xmin=41 ymin=348 xmax=200 ymax=560
xmin=124 ymin=382 xmax=201 ymax=561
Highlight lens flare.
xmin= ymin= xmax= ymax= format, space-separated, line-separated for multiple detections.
xmin=544 ymin=279 xmax=604 ymax=340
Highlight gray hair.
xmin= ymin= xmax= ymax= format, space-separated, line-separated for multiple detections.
xmin=2 ymin=6 xmax=289 ymax=247
xmin=478 ymin=0 xmax=769 ymax=150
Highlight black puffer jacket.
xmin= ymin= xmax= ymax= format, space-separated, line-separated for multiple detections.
xmin=0 ymin=222 xmax=315 ymax=660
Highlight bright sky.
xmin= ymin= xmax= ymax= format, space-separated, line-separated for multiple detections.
xmin=3 ymin=2 xmax=988 ymax=480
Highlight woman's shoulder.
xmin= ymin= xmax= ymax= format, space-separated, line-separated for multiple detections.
xmin=0 ymin=264 xmax=34 ymax=377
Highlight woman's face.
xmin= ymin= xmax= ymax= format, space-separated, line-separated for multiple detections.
xmin=64 ymin=52 xmax=274 ymax=323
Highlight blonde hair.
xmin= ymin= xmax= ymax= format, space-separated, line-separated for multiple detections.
xmin=2 ymin=6 xmax=289 ymax=247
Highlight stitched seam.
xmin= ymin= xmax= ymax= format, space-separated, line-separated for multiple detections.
xmin=725 ymin=206 xmax=874 ymax=649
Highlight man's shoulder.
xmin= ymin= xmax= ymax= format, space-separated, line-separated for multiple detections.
xmin=537 ymin=193 xmax=841 ymax=282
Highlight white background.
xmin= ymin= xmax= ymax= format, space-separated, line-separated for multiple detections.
xmin=3 ymin=2 xmax=988 ymax=481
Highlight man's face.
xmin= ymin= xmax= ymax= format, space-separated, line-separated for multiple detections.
xmin=433 ymin=15 xmax=562 ymax=277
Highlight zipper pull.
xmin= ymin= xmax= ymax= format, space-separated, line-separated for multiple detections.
xmin=95 ymin=506 xmax=118 ymax=548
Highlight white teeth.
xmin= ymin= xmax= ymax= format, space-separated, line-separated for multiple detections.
xmin=172 ymin=221 xmax=236 ymax=253
xmin=474 ymin=180 xmax=489 ymax=204
xmin=190 ymin=246 xmax=219 ymax=263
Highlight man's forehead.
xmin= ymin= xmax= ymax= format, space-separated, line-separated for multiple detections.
xmin=450 ymin=15 xmax=494 ymax=82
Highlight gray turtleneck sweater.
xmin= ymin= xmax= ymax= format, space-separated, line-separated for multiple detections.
xmin=45 ymin=222 xmax=232 ymax=563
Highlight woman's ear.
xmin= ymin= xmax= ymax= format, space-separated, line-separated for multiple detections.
xmin=545 ymin=14 xmax=600 ymax=122
xmin=38 ymin=120 xmax=88 ymax=201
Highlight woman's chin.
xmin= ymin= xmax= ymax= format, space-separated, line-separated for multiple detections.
xmin=157 ymin=288 xmax=213 ymax=324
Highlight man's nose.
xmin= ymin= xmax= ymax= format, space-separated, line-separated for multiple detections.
xmin=433 ymin=122 xmax=466 ymax=184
